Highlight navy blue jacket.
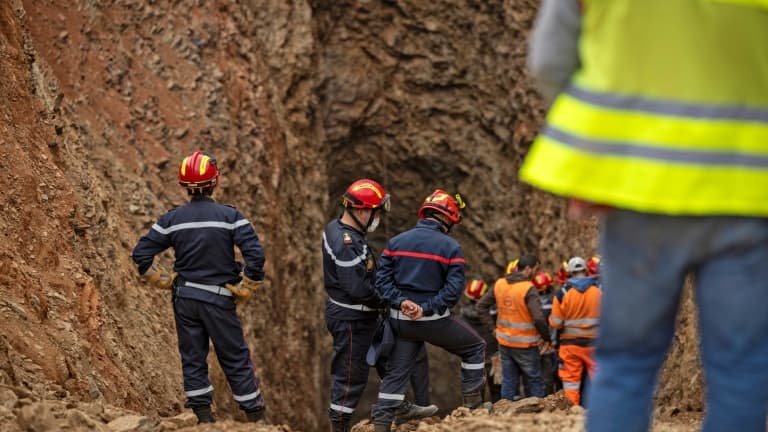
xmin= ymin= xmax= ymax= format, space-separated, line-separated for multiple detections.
xmin=132 ymin=196 xmax=265 ymax=308
xmin=322 ymin=219 xmax=383 ymax=320
xmin=375 ymin=219 xmax=465 ymax=316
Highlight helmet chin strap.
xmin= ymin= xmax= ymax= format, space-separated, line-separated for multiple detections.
xmin=349 ymin=209 xmax=374 ymax=234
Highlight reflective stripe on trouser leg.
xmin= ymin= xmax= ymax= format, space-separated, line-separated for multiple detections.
xmin=326 ymin=316 xmax=379 ymax=421
xmin=197 ymin=301 xmax=264 ymax=410
xmin=173 ymin=298 xmax=214 ymax=408
xmin=373 ymin=316 xmax=487 ymax=426
xmin=372 ymin=338 xmax=422 ymax=425
xmin=559 ymin=344 xmax=590 ymax=406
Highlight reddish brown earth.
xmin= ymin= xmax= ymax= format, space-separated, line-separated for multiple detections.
xmin=0 ymin=0 xmax=701 ymax=431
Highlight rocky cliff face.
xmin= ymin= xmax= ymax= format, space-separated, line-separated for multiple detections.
xmin=0 ymin=0 xmax=700 ymax=431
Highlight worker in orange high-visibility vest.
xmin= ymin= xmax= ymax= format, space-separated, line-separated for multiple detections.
xmin=477 ymin=255 xmax=551 ymax=400
xmin=550 ymin=257 xmax=601 ymax=406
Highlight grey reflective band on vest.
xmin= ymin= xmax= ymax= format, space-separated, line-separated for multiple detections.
xmin=184 ymin=282 xmax=233 ymax=297
xmin=322 ymin=232 xmax=368 ymax=268
xmin=330 ymin=403 xmax=355 ymax=414
xmin=550 ymin=315 xmax=564 ymax=326
xmin=544 ymin=126 xmax=768 ymax=169
xmin=497 ymin=319 xmax=536 ymax=329
xmin=562 ymin=327 xmax=597 ymax=336
xmin=152 ymin=219 xmax=250 ymax=235
xmin=233 ymin=389 xmax=260 ymax=402
xmin=390 ymin=309 xmax=450 ymax=321
xmin=563 ymin=318 xmax=599 ymax=326
xmin=567 ymin=86 xmax=768 ymax=123
xmin=328 ymin=297 xmax=376 ymax=312
xmin=496 ymin=333 xmax=540 ymax=343
xmin=185 ymin=385 xmax=213 ymax=397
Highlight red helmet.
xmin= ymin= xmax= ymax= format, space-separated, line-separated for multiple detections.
xmin=464 ymin=279 xmax=488 ymax=300
xmin=533 ymin=272 xmax=554 ymax=291
xmin=587 ymin=255 xmax=601 ymax=276
xmin=342 ymin=179 xmax=390 ymax=211
xmin=555 ymin=261 xmax=570 ymax=283
xmin=179 ymin=151 xmax=219 ymax=190
xmin=505 ymin=259 xmax=519 ymax=275
xmin=418 ymin=189 xmax=465 ymax=224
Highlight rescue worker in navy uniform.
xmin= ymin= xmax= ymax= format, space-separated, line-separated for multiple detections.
xmin=372 ymin=190 xmax=489 ymax=432
xmin=132 ymin=151 xmax=266 ymax=424
xmin=323 ymin=180 xmax=436 ymax=432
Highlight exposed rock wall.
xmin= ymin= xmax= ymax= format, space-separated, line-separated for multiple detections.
xmin=3 ymin=0 xmax=326 ymax=429
xmin=0 ymin=0 xmax=701 ymax=431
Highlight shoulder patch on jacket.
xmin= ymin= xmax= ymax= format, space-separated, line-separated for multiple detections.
xmin=343 ymin=232 xmax=353 ymax=244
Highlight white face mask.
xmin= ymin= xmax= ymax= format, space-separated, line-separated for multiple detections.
xmin=367 ymin=214 xmax=380 ymax=233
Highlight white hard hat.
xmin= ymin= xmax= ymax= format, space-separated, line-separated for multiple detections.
xmin=567 ymin=257 xmax=587 ymax=273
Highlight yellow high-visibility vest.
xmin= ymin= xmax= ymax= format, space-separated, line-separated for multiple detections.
xmin=520 ymin=0 xmax=768 ymax=216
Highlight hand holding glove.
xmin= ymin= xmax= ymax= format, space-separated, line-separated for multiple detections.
xmin=140 ymin=263 xmax=176 ymax=290
xmin=226 ymin=275 xmax=263 ymax=303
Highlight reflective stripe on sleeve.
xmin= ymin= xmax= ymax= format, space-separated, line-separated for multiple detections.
xmin=185 ymin=385 xmax=214 ymax=397
xmin=322 ymin=232 xmax=367 ymax=268
xmin=550 ymin=316 xmax=564 ymax=325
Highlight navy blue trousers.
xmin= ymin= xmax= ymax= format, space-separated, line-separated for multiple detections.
xmin=173 ymin=297 xmax=264 ymax=411
xmin=327 ymin=316 xmax=430 ymax=422
xmin=372 ymin=315 xmax=486 ymax=425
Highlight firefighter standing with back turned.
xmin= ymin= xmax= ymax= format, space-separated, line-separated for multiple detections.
xmin=132 ymin=151 xmax=267 ymax=424
xmin=372 ymin=190 xmax=488 ymax=432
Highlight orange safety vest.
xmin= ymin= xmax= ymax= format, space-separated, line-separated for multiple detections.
xmin=494 ymin=278 xmax=541 ymax=348
xmin=550 ymin=285 xmax=601 ymax=340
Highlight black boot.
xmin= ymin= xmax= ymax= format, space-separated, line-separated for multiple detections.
xmin=244 ymin=406 xmax=266 ymax=422
xmin=193 ymin=406 xmax=216 ymax=424
xmin=462 ymin=388 xmax=492 ymax=410
xmin=329 ymin=419 xmax=350 ymax=432
xmin=393 ymin=400 xmax=439 ymax=425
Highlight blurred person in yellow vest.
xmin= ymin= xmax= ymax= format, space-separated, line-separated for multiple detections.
xmin=524 ymin=1 xmax=768 ymax=430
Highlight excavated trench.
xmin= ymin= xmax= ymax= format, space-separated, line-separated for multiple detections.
xmin=0 ymin=0 xmax=701 ymax=431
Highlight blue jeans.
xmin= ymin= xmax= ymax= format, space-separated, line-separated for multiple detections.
xmin=499 ymin=345 xmax=545 ymax=399
xmin=586 ymin=211 xmax=768 ymax=432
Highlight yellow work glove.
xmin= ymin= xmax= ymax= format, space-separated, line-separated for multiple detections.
xmin=490 ymin=352 xmax=502 ymax=386
xmin=140 ymin=263 xmax=176 ymax=290
xmin=226 ymin=275 xmax=263 ymax=303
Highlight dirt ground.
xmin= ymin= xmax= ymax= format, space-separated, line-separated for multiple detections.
xmin=0 ymin=0 xmax=703 ymax=431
